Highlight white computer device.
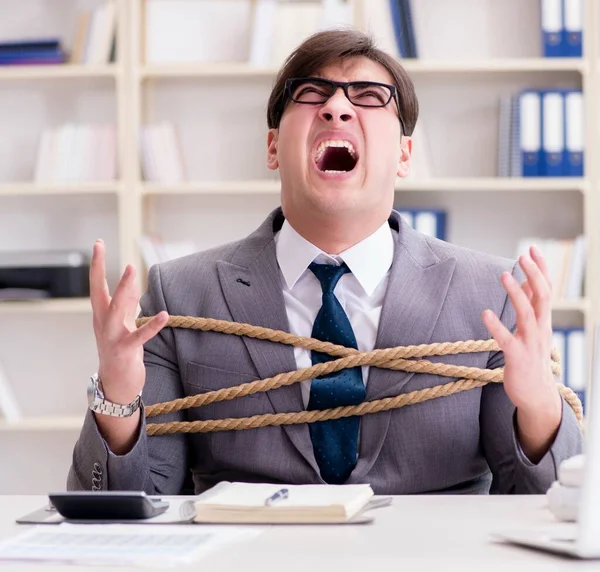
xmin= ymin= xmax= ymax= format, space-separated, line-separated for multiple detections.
xmin=494 ymin=324 xmax=600 ymax=558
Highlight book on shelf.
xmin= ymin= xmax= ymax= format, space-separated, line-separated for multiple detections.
xmin=34 ymin=123 xmax=117 ymax=183
xmin=360 ymin=0 xmax=417 ymax=59
xmin=140 ymin=122 xmax=186 ymax=184
xmin=138 ymin=234 xmax=196 ymax=268
xmin=497 ymin=88 xmax=584 ymax=178
xmin=0 ymin=38 xmax=66 ymax=66
xmin=394 ymin=208 xmax=446 ymax=241
xmin=70 ymin=0 xmax=117 ymax=65
xmin=389 ymin=0 xmax=418 ymax=58
xmin=192 ymin=481 xmax=375 ymax=524
xmin=541 ymin=0 xmax=582 ymax=58
xmin=402 ymin=120 xmax=433 ymax=180
xmin=552 ymin=327 xmax=587 ymax=412
xmin=515 ymin=236 xmax=586 ymax=301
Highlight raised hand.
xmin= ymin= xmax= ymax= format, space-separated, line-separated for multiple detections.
xmin=91 ymin=239 xmax=168 ymax=406
xmin=481 ymin=245 xmax=562 ymax=461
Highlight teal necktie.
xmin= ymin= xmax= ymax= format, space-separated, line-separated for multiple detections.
xmin=307 ymin=262 xmax=366 ymax=484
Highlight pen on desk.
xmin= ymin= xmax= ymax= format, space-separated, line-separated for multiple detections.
xmin=265 ymin=488 xmax=289 ymax=506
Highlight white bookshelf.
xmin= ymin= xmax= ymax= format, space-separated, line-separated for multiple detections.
xmin=0 ymin=0 xmax=597 ymax=493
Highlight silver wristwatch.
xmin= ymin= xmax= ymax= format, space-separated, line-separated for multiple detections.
xmin=87 ymin=373 xmax=141 ymax=417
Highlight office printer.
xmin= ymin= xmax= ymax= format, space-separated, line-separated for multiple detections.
xmin=0 ymin=250 xmax=90 ymax=300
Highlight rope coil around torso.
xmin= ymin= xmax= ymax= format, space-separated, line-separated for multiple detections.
xmin=135 ymin=316 xmax=583 ymax=435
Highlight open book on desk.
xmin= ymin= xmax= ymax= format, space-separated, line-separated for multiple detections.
xmin=192 ymin=482 xmax=384 ymax=524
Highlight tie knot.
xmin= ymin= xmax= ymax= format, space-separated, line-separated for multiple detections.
xmin=309 ymin=262 xmax=351 ymax=294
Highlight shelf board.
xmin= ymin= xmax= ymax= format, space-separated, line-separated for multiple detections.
xmin=0 ymin=181 xmax=122 ymax=196
xmin=552 ymin=298 xmax=589 ymax=312
xmin=400 ymin=58 xmax=587 ymax=73
xmin=143 ymin=180 xmax=281 ymax=195
xmin=140 ymin=58 xmax=586 ymax=79
xmin=141 ymin=62 xmax=278 ymax=79
xmin=0 ymin=64 xmax=119 ymax=81
xmin=0 ymin=416 xmax=83 ymax=432
xmin=397 ymin=177 xmax=588 ymax=192
xmin=0 ymin=298 xmax=91 ymax=314
xmin=142 ymin=177 xmax=587 ymax=196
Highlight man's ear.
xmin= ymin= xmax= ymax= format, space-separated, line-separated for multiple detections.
xmin=396 ymin=136 xmax=412 ymax=178
xmin=267 ymin=128 xmax=279 ymax=171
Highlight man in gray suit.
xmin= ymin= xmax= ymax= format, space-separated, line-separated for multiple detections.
xmin=68 ymin=29 xmax=582 ymax=495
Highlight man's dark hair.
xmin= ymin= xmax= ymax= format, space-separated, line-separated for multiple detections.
xmin=267 ymin=28 xmax=419 ymax=136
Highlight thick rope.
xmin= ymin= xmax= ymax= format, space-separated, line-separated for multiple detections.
xmin=135 ymin=316 xmax=583 ymax=435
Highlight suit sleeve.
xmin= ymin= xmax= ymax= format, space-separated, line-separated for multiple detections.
xmin=479 ymin=261 xmax=583 ymax=494
xmin=66 ymin=263 xmax=189 ymax=494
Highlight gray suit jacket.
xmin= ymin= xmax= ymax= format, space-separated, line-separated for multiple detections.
xmin=67 ymin=208 xmax=582 ymax=495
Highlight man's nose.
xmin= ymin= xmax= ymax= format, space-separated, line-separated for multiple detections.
xmin=318 ymin=88 xmax=356 ymax=123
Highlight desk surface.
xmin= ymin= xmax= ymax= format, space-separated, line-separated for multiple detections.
xmin=0 ymin=494 xmax=597 ymax=571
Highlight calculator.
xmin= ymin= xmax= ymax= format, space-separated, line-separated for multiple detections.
xmin=48 ymin=491 xmax=170 ymax=520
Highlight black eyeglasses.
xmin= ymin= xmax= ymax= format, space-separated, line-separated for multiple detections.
xmin=281 ymin=77 xmax=406 ymax=134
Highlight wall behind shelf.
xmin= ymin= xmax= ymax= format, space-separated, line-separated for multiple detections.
xmin=145 ymin=78 xmax=276 ymax=182
xmin=0 ymin=80 xmax=117 ymax=183
xmin=0 ymin=313 xmax=95 ymax=417
xmin=394 ymin=190 xmax=585 ymax=259
xmin=146 ymin=192 xmax=283 ymax=252
xmin=0 ymin=433 xmax=78 ymax=494
xmin=408 ymin=0 xmax=546 ymax=60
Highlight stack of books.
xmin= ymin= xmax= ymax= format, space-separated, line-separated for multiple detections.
xmin=139 ymin=122 xmax=186 ymax=184
xmin=34 ymin=123 xmax=117 ymax=183
xmin=515 ymin=236 xmax=586 ymax=300
xmin=0 ymin=38 xmax=66 ymax=66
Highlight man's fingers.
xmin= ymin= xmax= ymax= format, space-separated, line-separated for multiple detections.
xmin=128 ymin=312 xmax=170 ymax=347
xmin=519 ymin=254 xmax=551 ymax=329
xmin=90 ymin=240 xmax=111 ymax=321
xmin=501 ymin=271 xmax=536 ymax=338
xmin=522 ymin=279 xmax=533 ymax=302
xmin=482 ymin=308 xmax=514 ymax=353
xmin=529 ymin=245 xmax=553 ymax=292
xmin=124 ymin=279 xmax=141 ymax=330
xmin=106 ymin=265 xmax=139 ymax=338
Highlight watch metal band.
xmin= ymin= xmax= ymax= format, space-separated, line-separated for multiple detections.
xmin=91 ymin=397 xmax=141 ymax=417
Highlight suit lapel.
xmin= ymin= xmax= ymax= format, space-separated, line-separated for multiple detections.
xmin=348 ymin=214 xmax=457 ymax=483
xmin=216 ymin=211 xmax=321 ymax=478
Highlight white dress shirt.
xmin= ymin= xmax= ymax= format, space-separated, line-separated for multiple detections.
xmin=274 ymin=219 xmax=395 ymax=408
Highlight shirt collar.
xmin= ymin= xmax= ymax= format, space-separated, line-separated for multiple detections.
xmin=275 ymin=218 xmax=394 ymax=296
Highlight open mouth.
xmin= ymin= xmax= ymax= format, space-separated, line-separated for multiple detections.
xmin=314 ymin=140 xmax=358 ymax=173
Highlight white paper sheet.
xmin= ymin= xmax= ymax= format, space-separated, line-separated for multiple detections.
xmin=0 ymin=523 xmax=262 ymax=567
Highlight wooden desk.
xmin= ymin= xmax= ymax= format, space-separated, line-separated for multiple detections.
xmin=0 ymin=494 xmax=595 ymax=571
